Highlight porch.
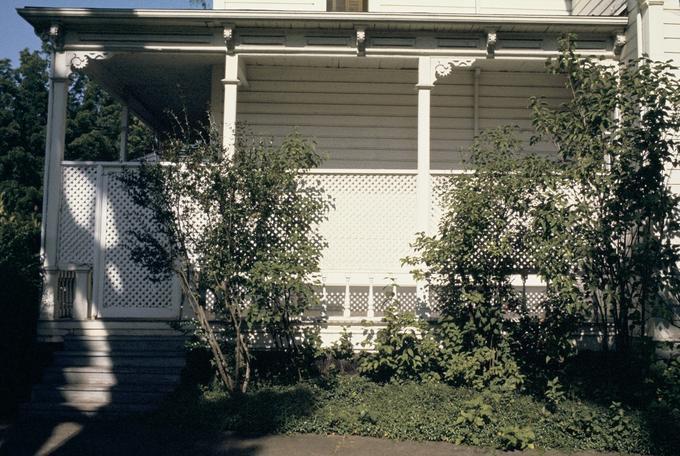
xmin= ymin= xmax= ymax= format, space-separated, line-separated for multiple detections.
xmin=17 ymin=7 xmax=627 ymax=325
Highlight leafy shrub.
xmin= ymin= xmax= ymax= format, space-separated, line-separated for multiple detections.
xmin=499 ymin=425 xmax=535 ymax=451
xmin=358 ymin=310 xmax=438 ymax=383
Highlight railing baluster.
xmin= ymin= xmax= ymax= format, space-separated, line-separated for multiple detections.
xmin=343 ymin=276 xmax=351 ymax=318
xmin=321 ymin=275 xmax=328 ymax=319
xmin=367 ymin=277 xmax=375 ymax=319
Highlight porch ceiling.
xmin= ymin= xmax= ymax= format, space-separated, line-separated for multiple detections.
xmin=86 ymin=53 xmax=217 ymax=132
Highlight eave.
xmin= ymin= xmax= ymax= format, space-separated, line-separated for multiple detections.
xmin=18 ymin=7 xmax=629 ymax=35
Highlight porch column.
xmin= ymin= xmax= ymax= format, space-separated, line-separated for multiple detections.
xmin=119 ymin=103 xmax=129 ymax=162
xmin=41 ymin=51 xmax=72 ymax=319
xmin=639 ymin=0 xmax=665 ymax=61
xmin=416 ymin=57 xmax=434 ymax=236
xmin=222 ymin=54 xmax=239 ymax=154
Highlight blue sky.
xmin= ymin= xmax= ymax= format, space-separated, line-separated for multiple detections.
xmin=2 ymin=1 xmax=210 ymax=64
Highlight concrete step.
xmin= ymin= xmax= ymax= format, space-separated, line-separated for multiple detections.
xmin=21 ymin=401 xmax=158 ymax=419
xmin=32 ymin=385 xmax=173 ymax=404
xmin=53 ymin=352 xmax=186 ymax=368
xmin=42 ymin=366 xmax=182 ymax=386
xmin=63 ymin=335 xmax=187 ymax=352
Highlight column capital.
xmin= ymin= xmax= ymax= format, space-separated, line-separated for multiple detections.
xmin=638 ymin=0 xmax=665 ymax=10
xmin=417 ymin=56 xmax=476 ymax=89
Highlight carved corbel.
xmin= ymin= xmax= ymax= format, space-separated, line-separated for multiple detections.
xmin=69 ymin=51 xmax=111 ymax=70
xmin=419 ymin=56 xmax=476 ymax=88
xmin=41 ymin=24 xmax=64 ymax=52
xmin=356 ymin=28 xmax=366 ymax=56
xmin=224 ymin=26 xmax=235 ymax=55
xmin=486 ymin=31 xmax=497 ymax=59
xmin=613 ymin=33 xmax=627 ymax=57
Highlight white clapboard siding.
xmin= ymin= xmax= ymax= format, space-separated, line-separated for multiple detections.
xmin=665 ymin=4 xmax=680 ymax=73
xmin=621 ymin=0 xmax=639 ymax=62
xmin=235 ymin=64 xmax=569 ymax=169
xmin=215 ymin=0 xmax=326 ymax=10
xmin=368 ymin=0 xmax=570 ymax=15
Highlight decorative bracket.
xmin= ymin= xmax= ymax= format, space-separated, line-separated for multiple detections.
xmin=356 ymin=28 xmax=366 ymax=56
xmin=418 ymin=56 xmax=476 ymax=88
xmin=224 ymin=26 xmax=235 ymax=55
xmin=42 ymin=23 xmax=63 ymax=51
xmin=69 ymin=51 xmax=111 ymax=70
xmin=486 ymin=31 xmax=497 ymax=59
xmin=613 ymin=33 xmax=627 ymax=57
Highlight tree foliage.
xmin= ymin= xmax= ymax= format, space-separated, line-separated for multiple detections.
xmin=531 ymin=38 xmax=680 ymax=352
xmin=121 ymin=123 xmax=331 ymax=393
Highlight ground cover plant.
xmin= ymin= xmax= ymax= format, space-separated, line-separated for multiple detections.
xmin=155 ymin=372 xmax=679 ymax=455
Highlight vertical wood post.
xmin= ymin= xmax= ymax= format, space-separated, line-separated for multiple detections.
xmin=344 ymin=276 xmax=351 ymax=318
xmin=119 ymin=104 xmax=129 ymax=162
xmin=222 ymin=54 xmax=239 ymax=154
xmin=41 ymin=51 xmax=71 ymax=319
xmin=639 ymin=0 xmax=665 ymax=61
xmin=367 ymin=277 xmax=375 ymax=319
xmin=417 ymin=57 xmax=433 ymax=237
xmin=416 ymin=57 xmax=434 ymax=307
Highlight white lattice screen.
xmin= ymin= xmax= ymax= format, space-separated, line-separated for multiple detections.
xmin=311 ymin=172 xmax=417 ymax=274
xmin=57 ymin=166 xmax=97 ymax=265
xmin=100 ymin=170 xmax=174 ymax=314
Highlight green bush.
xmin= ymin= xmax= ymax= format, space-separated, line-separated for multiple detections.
xmin=0 ymin=203 xmax=41 ymax=418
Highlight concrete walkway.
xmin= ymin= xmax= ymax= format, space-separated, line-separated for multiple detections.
xmin=0 ymin=419 xmax=633 ymax=456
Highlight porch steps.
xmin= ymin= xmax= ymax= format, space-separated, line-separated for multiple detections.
xmin=23 ymin=325 xmax=187 ymax=419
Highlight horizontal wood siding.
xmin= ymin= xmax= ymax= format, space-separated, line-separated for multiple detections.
xmin=665 ymin=3 xmax=680 ymax=74
xmin=215 ymin=0 xmax=326 ymax=10
xmin=235 ymin=64 xmax=569 ymax=170
xmin=431 ymin=71 xmax=570 ymax=169
xmin=368 ymin=0 xmax=570 ymax=15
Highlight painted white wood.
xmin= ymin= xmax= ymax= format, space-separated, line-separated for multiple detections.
xmin=640 ymin=0 xmax=666 ymax=60
xmin=664 ymin=2 xmax=680 ymax=70
xmin=368 ymin=0 xmax=571 ymax=15
xmin=119 ymin=104 xmax=129 ymax=162
xmin=223 ymin=54 xmax=240 ymax=153
xmin=92 ymin=164 xmax=105 ymax=319
xmin=215 ymin=0 xmax=326 ymax=11
xmin=41 ymin=51 xmax=72 ymax=319
xmin=236 ymin=62 xmax=569 ymax=170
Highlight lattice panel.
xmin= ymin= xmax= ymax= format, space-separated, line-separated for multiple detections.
xmin=58 ymin=166 xmax=98 ymax=265
xmin=102 ymin=171 xmax=173 ymax=310
xmin=310 ymin=173 xmax=417 ymax=274
xmin=430 ymin=174 xmax=451 ymax=230
xmin=429 ymin=173 xmax=538 ymax=272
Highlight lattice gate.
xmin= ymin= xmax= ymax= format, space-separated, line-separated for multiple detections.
xmin=58 ymin=164 xmax=181 ymax=319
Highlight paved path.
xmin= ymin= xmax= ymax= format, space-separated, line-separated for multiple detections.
xmin=0 ymin=419 xmax=632 ymax=456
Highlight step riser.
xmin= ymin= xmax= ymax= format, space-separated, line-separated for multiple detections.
xmin=66 ymin=330 xmax=184 ymax=337
xmin=63 ymin=340 xmax=186 ymax=352
xmin=27 ymin=327 xmax=186 ymax=419
xmin=43 ymin=371 xmax=181 ymax=386
xmin=32 ymin=389 xmax=169 ymax=404
xmin=54 ymin=357 xmax=185 ymax=368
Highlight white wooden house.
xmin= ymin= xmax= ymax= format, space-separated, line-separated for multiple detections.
xmin=17 ymin=0 xmax=680 ymax=339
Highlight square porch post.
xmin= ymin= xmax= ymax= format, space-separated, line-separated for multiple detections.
xmin=41 ymin=50 xmax=72 ymax=320
xmin=222 ymin=54 xmax=240 ymax=154
xmin=417 ymin=57 xmax=433 ymax=237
